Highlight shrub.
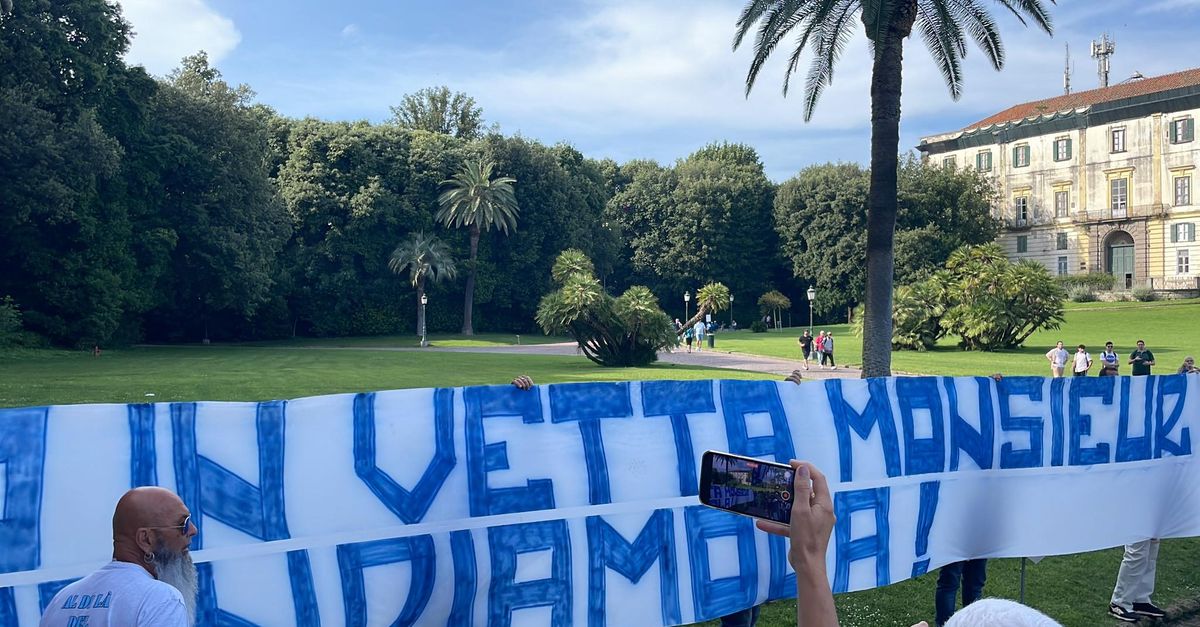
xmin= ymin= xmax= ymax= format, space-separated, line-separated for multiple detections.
xmin=1131 ymin=286 xmax=1158 ymax=302
xmin=1056 ymin=272 xmax=1116 ymax=291
xmin=1069 ymin=287 xmax=1097 ymax=303
xmin=536 ymin=250 xmax=676 ymax=366
xmin=0 ymin=296 xmax=23 ymax=347
xmin=750 ymin=320 xmax=768 ymax=333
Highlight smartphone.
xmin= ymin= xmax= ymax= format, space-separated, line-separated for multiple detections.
xmin=698 ymin=450 xmax=795 ymax=525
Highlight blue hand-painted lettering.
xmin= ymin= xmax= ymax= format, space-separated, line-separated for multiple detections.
xmin=641 ymin=381 xmax=716 ymax=496
xmin=826 ymin=379 xmax=901 ymax=481
xmin=464 ymin=385 xmax=555 ymax=517
xmin=549 ymin=382 xmax=634 ymax=505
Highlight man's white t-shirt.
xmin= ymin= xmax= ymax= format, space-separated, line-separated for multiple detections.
xmin=1047 ymin=348 xmax=1069 ymax=368
xmin=1073 ymin=351 xmax=1092 ymax=373
xmin=40 ymin=561 xmax=188 ymax=627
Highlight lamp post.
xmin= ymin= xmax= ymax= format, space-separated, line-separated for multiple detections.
xmin=728 ymin=293 xmax=734 ymax=327
xmin=684 ymin=291 xmax=691 ymax=322
xmin=420 ymin=294 xmax=429 ymax=348
xmin=806 ymin=286 xmax=816 ymax=335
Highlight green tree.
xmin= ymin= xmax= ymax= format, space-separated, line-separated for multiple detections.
xmin=735 ymin=0 xmax=1053 ymax=377
xmin=937 ymin=244 xmax=1065 ymax=350
xmin=437 ymin=158 xmax=519 ymax=335
xmin=389 ymin=231 xmax=457 ymax=338
xmin=390 ymin=86 xmax=484 ymax=140
xmin=680 ymin=282 xmax=731 ymax=332
xmin=757 ymin=290 xmax=792 ymax=328
xmin=536 ymin=250 xmax=676 ymax=366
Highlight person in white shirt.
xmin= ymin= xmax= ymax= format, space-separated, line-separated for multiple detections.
xmin=1045 ymin=341 xmax=1069 ymax=377
xmin=1072 ymin=344 xmax=1092 ymax=377
xmin=1099 ymin=341 xmax=1120 ymax=376
xmin=693 ymin=320 xmax=706 ymax=353
xmin=41 ymin=487 xmax=198 ymax=626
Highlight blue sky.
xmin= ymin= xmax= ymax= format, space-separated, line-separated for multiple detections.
xmin=118 ymin=0 xmax=1200 ymax=181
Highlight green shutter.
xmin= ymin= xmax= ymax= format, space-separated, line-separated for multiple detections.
xmin=1187 ymin=118 xmax=1195 ymax=142
xmin=1190 ymin=223 xmax=1196 ymax=242
xmin=1065 ymin=138 xmax=1072 ymax=159
xmin=1171 ymin=225 xmax=1179 ymax=243
xmin=1012 ymin=146 xmax=1019 ymax=166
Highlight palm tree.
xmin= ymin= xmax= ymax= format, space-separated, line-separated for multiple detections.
xmin=436 ymin=159 xmax=519 ymax=335
xmin=734 ymin=0 xmax=1053 ymax=377
xmin=679 ymin=282 xmax=731 ymax=333
xmin=388 ymin=231 xmax=458 ymax=339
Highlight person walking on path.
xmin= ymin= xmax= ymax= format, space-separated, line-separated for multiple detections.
xmin=1129 ymin=340 xmax=1155 ymax=376
xmin=693 ymin=320 xmax=706 ymax=353
xmin=1072 ymin=345 xmax=1092 ymax=377
xmin=822 ymin=332 xmax=836 ymax=369
xmin=1045 ymin=341 xmax=1069 ymax=378
xmin=684 ymin=325 xmax=694 ymax=353
xmin=798 ymin=330 xmax=814 ymax=370
xmin=1099 ymin=342 xmax=1120 ymax=376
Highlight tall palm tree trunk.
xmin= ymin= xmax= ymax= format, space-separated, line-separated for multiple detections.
xmin=862 ymin=9 xmax=915 ymax=378
xmin=462 ymin=224 xmax=480 ymax=335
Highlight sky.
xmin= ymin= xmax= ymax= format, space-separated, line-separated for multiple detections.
xmin=116 ymin=0 xmax=1200 ymax=181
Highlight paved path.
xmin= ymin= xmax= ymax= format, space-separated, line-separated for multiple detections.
xmin=416 ymin=341 xmax=863 ymax=379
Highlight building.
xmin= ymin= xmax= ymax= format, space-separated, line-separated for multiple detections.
xmin=917 ymin=67 xmax=1199 ymax=290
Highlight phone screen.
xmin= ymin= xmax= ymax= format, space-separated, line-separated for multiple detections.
xmin=699 ymin=451 xmax=794 ymax=524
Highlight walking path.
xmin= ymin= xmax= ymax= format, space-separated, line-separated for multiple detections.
xmin=419 ymin=341 xmax=863 ymax=379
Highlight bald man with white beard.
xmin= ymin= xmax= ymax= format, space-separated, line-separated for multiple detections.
xmin=41 ymin=486 xmax=198 ymax=626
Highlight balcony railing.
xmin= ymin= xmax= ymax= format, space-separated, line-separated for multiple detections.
xmin=1071 ymin=204 xmax=1167 ymax=223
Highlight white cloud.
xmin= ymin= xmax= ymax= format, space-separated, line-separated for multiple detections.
xmin=118 ymin=0 xmax=240 ymax=76
xmin=1139 ymin=0 xmax=1200 ymax=13
xmin=341 ymin=24 xmax=360 ymax=38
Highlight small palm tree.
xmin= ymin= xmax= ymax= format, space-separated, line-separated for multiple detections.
xmin=679 ymin=282 xmax=731 ymax=333
xmin=436 ymin=159 xmax=519 ymax=335
xmin=389 ymin=231 xmax=457 ymax=338
xmin=734 ymin=0 xmax=1053 ymax=377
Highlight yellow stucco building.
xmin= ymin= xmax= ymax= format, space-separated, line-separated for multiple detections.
xmin=918 ymin=68 xmax=1199 ymax=291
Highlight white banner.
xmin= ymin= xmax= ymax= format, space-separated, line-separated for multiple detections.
xmin=1 ymin=375 xmax=1198 ymax=626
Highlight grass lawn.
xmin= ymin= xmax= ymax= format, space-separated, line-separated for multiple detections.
xmin=3 ymin=302 xmax=1198 ymax=626
xmin=0 ymin=345 xmax=772 ymax=408
xmin=238 ymin=331 xmax=570 ymax=349
xmin=719 ymin=298 xmax=1200 ymax=377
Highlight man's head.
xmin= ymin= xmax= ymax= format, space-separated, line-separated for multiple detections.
xmin=1137 ymin=340 xmax=1146 ymax=349
xmin=803 ymin=330 xmax=810 ymax=336
xmin=1056 ymin=341 xmax=1064 ymax=349
xmin=1106 ymin=341 xmax=1114 ymax=351
xmin=1077 ymin=344 xmax=1086 ymax=351
xmin=113 ymin=487 xmax=197 ymax=621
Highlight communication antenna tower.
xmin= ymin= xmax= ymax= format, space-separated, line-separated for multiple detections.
xmin=1091 ymin=34 xmax=1116 ymax=88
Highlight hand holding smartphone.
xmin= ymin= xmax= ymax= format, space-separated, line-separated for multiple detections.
xmin=698 ymin=450 xmax=798 ymax=524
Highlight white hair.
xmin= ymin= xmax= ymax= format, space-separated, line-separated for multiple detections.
xmin=153 ymin=544 xmax=198 ymax=625
xmin=945 ymin=598 xmax=1061 ymax=627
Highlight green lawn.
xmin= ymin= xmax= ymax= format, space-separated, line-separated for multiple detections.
xmin=0 ymin=345 xmax=770 ymax=408
xmin=3 ymin=302 xmax=1198 ymax=626
xmin=237 ymin=331 xmax=570 ymax=349
xmin=719 ymin=298 xmax=1200 ymax=377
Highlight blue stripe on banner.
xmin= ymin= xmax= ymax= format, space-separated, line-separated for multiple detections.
xmin=127 ymin=403 xmax=157 ymax=487
xmin=352 ymin=390 xmax=456 ymax=524
xmin=0 ymin=588 xmax=15 ymax=625
xmin=684 ymin=506 xmax=757 ymax=621
xmin=585 ymin=509 xmax=680 ymax=626
xmin=549 ymin=382 xmax=634 ymax=505
xmin=1117 ymin=377 xmax=1151 ymax=462
xmin=0 ymin=406 xmax=48 ymax=575
xmin=1050 ymin=378 xmax=1066 ymax=467
xmin=1156 ymin=375 xmax=1192 ymax=458
xmin=640 ymin=380 xmax=716 ymax=497
xmin=896 ymin=378 xmax=945 ymax=476
xmin=449 ymin=530 xmax=478 ymax=627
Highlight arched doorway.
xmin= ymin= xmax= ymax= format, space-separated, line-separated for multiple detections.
xmin=1106 ymin=230 xmax=1135 ymax=289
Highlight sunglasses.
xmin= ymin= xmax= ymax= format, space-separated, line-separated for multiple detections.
xmin=146 ymin=515 xmax=191 ymax=536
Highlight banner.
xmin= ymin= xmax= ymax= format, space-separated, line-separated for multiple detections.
xmin=1 ymin=375 xmax=1198 ymax=626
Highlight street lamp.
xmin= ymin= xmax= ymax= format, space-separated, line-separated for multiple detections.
xmin=728 ymin=293 xmax=734 ymax=327
xmin=420 ymin=294 xmax=429 ymax=348
xmin=806 ymin=286 xmax=816 ymax=335
xmin=684 ymin=291 xmax=691 ymax=321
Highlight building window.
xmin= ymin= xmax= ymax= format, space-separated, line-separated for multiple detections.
xmin=1172 ymin=223 xmax=1195 ymax=243
xmin=976 ymin=151 xmax=992 ymax=171
xmin=1053 ymin=138 xmax=1072 ymax=161
xmin=1017 ymin=235 xmax=1028 ymax=253
xmin=1014 ymin=196 xmax=1029 ymax=224
xmin=1110 ymin=177 xmax=1129 ymax=216
xmin=1012 ymin=144 xmax=1031 ymax=167
xmin=1177 ymin=175 xmax=1192 ymax=206
xmin=1058 ymin=256 xmax=1068 ymax=276
xmin=1056 ymin=232 xmax=1068 ymax=250
xmin=943 ymin=156 xmax=956 ymax=168
xmin=1111 ymin=127 xmax=1126 ymax=153
xmin=1055 ymin=190 xmax=1069 ymax=217
xmin=1171 ymin=117 xmax=1195 ymax=144
xmin=1179 ymin=250 xmax=1191 ymax=274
